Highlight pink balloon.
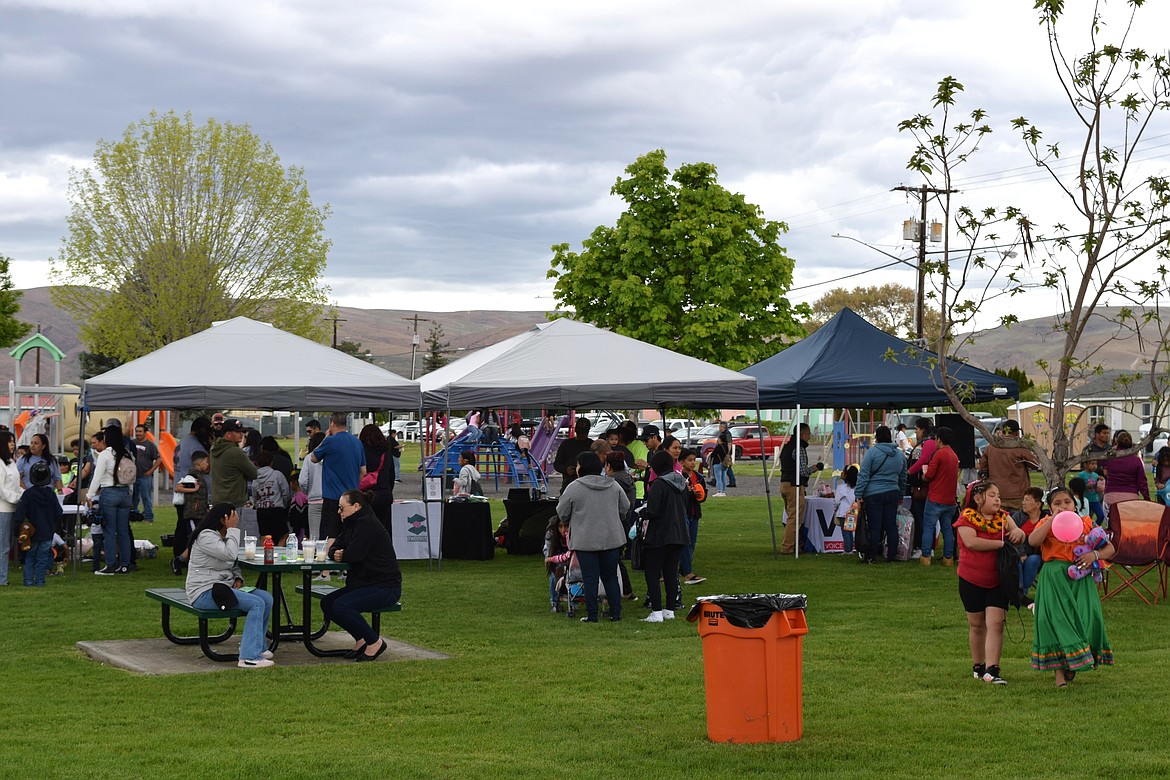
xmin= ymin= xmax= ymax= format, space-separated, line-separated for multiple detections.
xmin=1051 ymin=511 xmax=1083 ymax=543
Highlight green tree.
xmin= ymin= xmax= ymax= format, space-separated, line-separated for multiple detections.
xmin=335 ymin=340 xmax=374 ymax=363
xmin=806 ymin=283 xmax=943 ymax=341
xmin=548 ymin=149 xmax=807 ymax=369
xmin=50 ymin=111 xmax=331 ymax=362
xmin=78 ymin=351 xmax=121 ymax=380
xmin=898 ymin=3 xmax=1170 ymax=487
xmin=422 ymin=322 xmax=452 ymax=373
xmin=0 ymin=255 xmax=31 ymax=347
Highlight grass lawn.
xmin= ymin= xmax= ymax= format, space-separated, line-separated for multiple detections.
xmin=4 ymin=473 xmax=1169 ymax=778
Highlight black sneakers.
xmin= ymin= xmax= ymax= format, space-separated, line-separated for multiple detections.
xmin=981 ymin=665 xmax=1007 ymax=685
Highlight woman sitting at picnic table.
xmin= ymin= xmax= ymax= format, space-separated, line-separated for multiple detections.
xmin=324 ymin=489 xmax=402 ymax=662
xmin=185 ymin=503 xmax=276 ymax=669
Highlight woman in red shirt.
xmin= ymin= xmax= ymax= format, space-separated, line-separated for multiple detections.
xmin=953 ymin=481 xmax=1026 ymax=685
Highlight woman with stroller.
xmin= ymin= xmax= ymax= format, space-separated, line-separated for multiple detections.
xmin=556 ymin=451 xmax=629 ymax=623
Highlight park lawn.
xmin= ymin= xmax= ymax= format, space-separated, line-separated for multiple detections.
xmin=5 ymin=490 xmax=1168 ymax=778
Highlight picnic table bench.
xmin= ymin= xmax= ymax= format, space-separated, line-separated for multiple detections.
xmin=294 ymin=583 xmax=402 ymax=634
xmin=146 ymin=587 xmax=243 ymax=662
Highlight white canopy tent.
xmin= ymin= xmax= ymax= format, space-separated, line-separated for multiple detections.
xmin=418 ymin=318 xmax=759 ymax=409
xmin=82 ymin=317 xmax=421 ymax=411
xmin=418 ymin=318 xmax=780 ymax=556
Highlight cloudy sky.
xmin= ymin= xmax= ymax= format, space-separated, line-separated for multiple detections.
xmin=3 ymin=0 xmax=1168 ymax=325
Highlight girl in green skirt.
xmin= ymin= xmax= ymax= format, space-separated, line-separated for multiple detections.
xmin=1028 ymin=487 xmax=1115 ymax=687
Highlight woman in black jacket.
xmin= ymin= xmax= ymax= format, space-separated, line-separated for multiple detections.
xmin=324 ymin=489 xmax=402 ymax=661
xmin=641 ymin=450 xmax=690 ymax=623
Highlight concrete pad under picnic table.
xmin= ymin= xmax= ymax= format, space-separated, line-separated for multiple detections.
xmin=76 ymin=632 xmax=449 ymax=675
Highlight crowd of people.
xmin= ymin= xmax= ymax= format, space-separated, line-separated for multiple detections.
xmin=545 ymin=418 xmax=711 ymax=623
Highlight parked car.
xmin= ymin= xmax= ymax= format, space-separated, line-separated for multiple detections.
xmin=698 ymin=425 xmax=787 ymax=460
xmin=386 ymin=419 xmax=420 ymax=440
xmin=678 ymin=423 xmax=721 ymax=447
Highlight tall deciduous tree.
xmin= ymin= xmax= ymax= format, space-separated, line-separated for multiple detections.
xmin=548 ymin=149 xmax=807 ymax=369
xmin=51 ymin=111 xmax=331 ymax=361
xmin=898 ymin=2 xmax=1170 ymax=487
xmin=0 ymin=255 xmax=30 ymax=348
xmin=806 ymin=283 xmax=942 ymax=340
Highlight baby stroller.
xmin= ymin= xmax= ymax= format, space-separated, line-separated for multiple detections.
xmin=555 ymin=553 xmax=621 ymax=618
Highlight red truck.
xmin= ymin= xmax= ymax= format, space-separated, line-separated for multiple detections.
xmin=698 ymin=425 xmax=787 ymax=460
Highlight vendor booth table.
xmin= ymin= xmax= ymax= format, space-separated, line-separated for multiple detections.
xmin=441 ymin=501 xmax=494 ymax=560
xmin=391 ymin=500 xmax=442 ymax=561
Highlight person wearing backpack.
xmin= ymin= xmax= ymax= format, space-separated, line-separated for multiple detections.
xmin=89 ymin=423 xmax=136 ymax=575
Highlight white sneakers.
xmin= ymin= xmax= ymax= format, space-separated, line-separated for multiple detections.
xmin=642 ymin=610 xmax=675 ymax=622
xmin=712 ymin=492 xmax=727 ymax=497
xmin=238 ymin=658 xmax=275 ymax=668
xmin=260 ymin=650 xmax=275 ymax=660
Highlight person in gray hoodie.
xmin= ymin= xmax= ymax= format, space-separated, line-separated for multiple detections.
xmin=556 ymin=451 xmax=630 ymax=623
xmin=641 ymin=450 xmax=691 ymax=622
xmin=853 ymin=425 xmax=909 ymax=564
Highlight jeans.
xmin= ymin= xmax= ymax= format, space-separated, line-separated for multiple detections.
xmin=712 ymin=464 xmax=727 ymax=493
xmin=193 ymin=587 xmax=274 ymax=661
xmin=576 ymin=548 xmax=622 ymax=620
xmin=921 ymin=500 xmax=957 ymax=559
xmin=321 ymin=584 xmax=402 ymax=645
xmin=0 ymin=510 xmax=12 ymax=585
xmin=393 ymin=455 xmax=401 ymax=481
xmin=678 ymin=515 xmax=700 ymax=575
xmin=100 ymin=486 xmax=133 ymax=568
xmin=1088 ymin=500 xmax=1105 ymax=525
xmin=133 ymin=475 xmax=154 ymax=520
xmin=837 ymin=518 xmax=854 ymax=554
xmin=548 ymin=572 xmax=558 ymax=606
xmin=642 ymin=544 xmax=683 ymax=611
xmin=1021 ymin=554 xmax=1043 ymax=592
xmin=24 ymin=540 xmax=53 ymax=586
xmin=864 ymin=489 xmax=902 ymax=561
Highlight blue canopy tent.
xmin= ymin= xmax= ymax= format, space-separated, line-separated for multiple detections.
xmin=741 ymin=307 xmax=1017 ymax=558
xmin=742 ymin=307 xmax=1018 ymax=408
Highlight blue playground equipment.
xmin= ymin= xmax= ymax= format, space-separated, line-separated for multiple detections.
xmin=422 ymin=428 xmax=548 ymax=493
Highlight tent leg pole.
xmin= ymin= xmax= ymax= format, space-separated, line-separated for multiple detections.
xmin=758 ymin=404 xmax=777 ymax=560
xmin=419 ymin=403 xmax=432 ymax=572
xmin=794 ymin=404 xmax=801 ymax=561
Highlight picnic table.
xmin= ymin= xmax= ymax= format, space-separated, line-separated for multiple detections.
xmin=238 ymin=554 xmax=350 ymax=657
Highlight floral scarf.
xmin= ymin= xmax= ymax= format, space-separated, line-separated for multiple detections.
xmin=959 ymin=507 xmax=1009 ymax=535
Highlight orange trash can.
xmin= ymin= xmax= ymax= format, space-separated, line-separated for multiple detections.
xmin=691 ymin=594 xmax=808 ymax=743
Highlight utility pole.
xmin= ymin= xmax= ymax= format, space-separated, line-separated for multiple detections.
xmin=893 ymin=184 xmax=956 ymax=342
xmin=328 ymin=313 xmax=347 ymax=348
xmin=403 ymin=314 xmax=432 ymax=380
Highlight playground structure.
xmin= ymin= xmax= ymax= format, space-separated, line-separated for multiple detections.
xmin=421 ymin=416 xmax=551 ymax=494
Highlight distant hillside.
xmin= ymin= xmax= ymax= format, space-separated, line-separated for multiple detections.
xmin=1 ymin=287 xmax=550 ymax=385
xmin=956 ymin=307 xmax=1156 ymax=378
xmin=4 ymin=288 xmax=1156 ymax=391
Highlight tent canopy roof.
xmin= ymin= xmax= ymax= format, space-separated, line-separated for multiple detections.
xmin=418 ymin=318 xmax=758 ymax=409
xmin=742 ymin=308 xmax=1017 ymax=408
xmin=82 ymin=317 xmax=421 ymax=411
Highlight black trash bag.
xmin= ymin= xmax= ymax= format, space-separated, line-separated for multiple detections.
xmin=686 ymin=593 xmax=807 ymax=629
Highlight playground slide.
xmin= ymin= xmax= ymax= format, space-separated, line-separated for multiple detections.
xmin=157 ymin=431 xmax=177 ymax=479
xmin=528 ymin=414 xmax=569 ymax=469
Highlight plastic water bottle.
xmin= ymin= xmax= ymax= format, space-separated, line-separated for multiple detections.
xmin=288 ymin=536 xmax=299 ymax=560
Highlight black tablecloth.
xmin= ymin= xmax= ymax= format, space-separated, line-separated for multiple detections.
xmin=442 ymin=501 xmax=494 ymax=560
xmin=503 ymin=499 xmax=558 ymax=555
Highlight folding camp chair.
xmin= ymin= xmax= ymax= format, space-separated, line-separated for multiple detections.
xmin=1102 ymin=499 xmax=1170 ymax=606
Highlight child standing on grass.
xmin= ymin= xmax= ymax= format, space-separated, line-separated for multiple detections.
xmin=1028 ymin=487 xmax=1114 ymax=687
xmin=953 ymin=481 xmax=1026 ymax=685
xmin=1153 ymin=447 xmax=1170 ymax=505
xmin=1076 ymin=460 xmax=1105 ymax=525
xmin=16 ymin=462 xmax=63 ymax=587
xmin=678 ymin=449 xmax=707 ymax=585
xmin=834 ymin=465 xmax=858 ymax=554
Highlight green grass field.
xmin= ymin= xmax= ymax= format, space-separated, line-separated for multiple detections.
xmin=3 ymin=471 xmax=1168 ymax=778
